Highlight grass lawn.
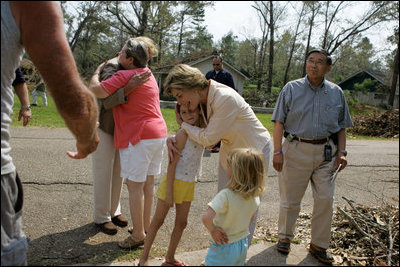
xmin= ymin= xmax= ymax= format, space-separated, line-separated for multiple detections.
xmin=10 ymin=93 xmax=273 ymax=134
xmin=10 ymin=93 xmax=393 ymax=140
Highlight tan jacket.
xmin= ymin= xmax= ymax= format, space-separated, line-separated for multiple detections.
xmin=182 ymin=80 xmax=271 ymax=170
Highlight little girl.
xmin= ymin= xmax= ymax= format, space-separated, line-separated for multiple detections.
xmin=202 ymin=148 xmax=266 ymax=266
xmin=136 ymin=104 xmax=205 ymax=266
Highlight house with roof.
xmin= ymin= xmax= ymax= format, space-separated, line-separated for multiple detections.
xmin=153 ymin=54 xmax=249 ymax=97
xmin=337 ymin=69 xmax=399 ymax=108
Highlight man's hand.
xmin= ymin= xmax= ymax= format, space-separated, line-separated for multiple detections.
xmin=335 ymin=154 xmax=347 ymax=171
xmin=18 ymin=108 xmax=32 ymax=126
xmin=273 ymin=153 xmax=283 ymax=172
xmin=124 ymin=70 xmax=151 ymax=96
xmin=66 ymin=133 xmax=100 ymax=159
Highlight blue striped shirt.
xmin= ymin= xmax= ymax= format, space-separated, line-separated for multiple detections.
xmin=271 ymin=76 xmax=353 ymax=139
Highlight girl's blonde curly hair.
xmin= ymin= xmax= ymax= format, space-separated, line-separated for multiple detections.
xmin=226 ymin=148 xmax=266 ymax=199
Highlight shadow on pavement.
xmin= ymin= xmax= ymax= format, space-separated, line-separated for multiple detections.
xmin=27 ymin=223 xmax=130 ymax=266
xmin=246 ymin=243 xmax=323 ymax=266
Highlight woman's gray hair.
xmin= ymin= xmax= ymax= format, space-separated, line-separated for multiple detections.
xmin=124 ymin=38 xmax=149 ymax=68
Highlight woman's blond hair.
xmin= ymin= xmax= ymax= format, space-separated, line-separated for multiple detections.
xmin=163 ymin=64 xmax=209 ymax=96
xmin=226 ymin=148 xmax=266 ymax=199
xmin=135 ymin=36 xmax=158 ymax=58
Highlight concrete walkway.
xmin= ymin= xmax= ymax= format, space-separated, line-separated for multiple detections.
xmin=70 ymin=241 xmax=326 ymax=266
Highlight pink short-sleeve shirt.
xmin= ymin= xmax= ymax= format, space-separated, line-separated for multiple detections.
xmin=100 ymin=67 xmax=167 ymax=148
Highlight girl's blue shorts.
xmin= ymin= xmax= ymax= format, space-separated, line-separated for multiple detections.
xmin=204 ymin=236 xmax=248 ymax=266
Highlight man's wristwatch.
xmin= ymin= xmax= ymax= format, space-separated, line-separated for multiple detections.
xmin=20 ymin=105 xmax=31 ymax=111
xmin=338 ymin=150 xmax=347 ymax=156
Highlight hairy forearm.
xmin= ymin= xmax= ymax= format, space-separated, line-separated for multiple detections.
xmin=13 ymin=2 xmax=98 ymax=143
xmin=14 ymin=83 xmax=30 ymax=106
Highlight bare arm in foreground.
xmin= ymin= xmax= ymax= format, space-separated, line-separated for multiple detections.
xmin=10 ymin=2 xmax=99 ymax=159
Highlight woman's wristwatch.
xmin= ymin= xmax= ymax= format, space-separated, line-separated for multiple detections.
xmin=338 ymin=150 xmax=347 ymax=156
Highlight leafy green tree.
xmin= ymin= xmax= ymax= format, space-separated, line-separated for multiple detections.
xmin=328 ymin=37 xmax=379 ymax=83
xmin=173 ymin=1 xmax=214 ymax=57
xmin=61 ymin=1 xmax=117 ymax=79
xmin=185 ymin=26 xmax=214 ymax=55
xmin=320 ymin=1 xmax=393 ymax=55
xmin=273 ymin=30 xmax=304 ymax=87
xmin=218 ymin=31 xmax=239 ymax=66
xmin=235 ymin=39 xmax=258 ymax=78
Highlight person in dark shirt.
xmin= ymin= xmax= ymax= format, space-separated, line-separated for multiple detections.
xmin=206 ymin=55 xmax=235 ymax=90
xmin=205 ymin=55 xmax=236 ymax=153
xmin=12 ymin=67 xmax=32 ymax=126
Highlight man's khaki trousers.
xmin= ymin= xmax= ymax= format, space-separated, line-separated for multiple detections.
xmin=278 ymin=138 xmax=336 ymax=249
xmin=92 ymin=128 xmax=123 ymax=224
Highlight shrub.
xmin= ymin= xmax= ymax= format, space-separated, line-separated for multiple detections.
xmin=243 ymin=85 xmax=281 ymax=107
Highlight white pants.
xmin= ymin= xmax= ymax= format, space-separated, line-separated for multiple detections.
xmin=31 ymin=88 xmax=47 ymax=106
xmin=91 ymin=128 xmax=123 ymax=224
xmin=217 ymin=140 xmax=272 ymax=246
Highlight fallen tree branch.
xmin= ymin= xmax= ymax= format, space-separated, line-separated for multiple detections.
xmin=337 ymin=206 xmax=386 ymax=250
xmin=342 ymin=196 xmax=387 ymax=231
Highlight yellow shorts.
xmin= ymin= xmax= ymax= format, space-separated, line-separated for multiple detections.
xmin=157 ymin=174 xmax=195 ymax=204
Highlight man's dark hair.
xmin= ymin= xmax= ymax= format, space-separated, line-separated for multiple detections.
xmin=213 ymin=55 xmax=223 ymax=62
xmin=307 ymin=48 xmax=332 ymax=65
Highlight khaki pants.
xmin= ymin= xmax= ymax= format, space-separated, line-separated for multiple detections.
xmin=278 ymin=138 xmax=336 ymax=249
xmin=92 ymin=128 xmax=123 ymax=224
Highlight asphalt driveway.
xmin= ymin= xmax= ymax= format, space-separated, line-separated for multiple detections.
xmin=8 ymin=127 xmax=399 ymax=265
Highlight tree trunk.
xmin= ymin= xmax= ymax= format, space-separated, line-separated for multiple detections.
xmin=284 ymin=3 xmax=305 ymax=85
xmin=177 ymin=16 xmax=185 ymax=57
xmin=303 ymin=3 xmax=318 ymax=76
xmin=138 ymin=1 xmax=150 ymax=36
xmin=267 ymin=1 xmax=274 ymax=93
xmin=388 ymin=45 xmax=399 ymax=108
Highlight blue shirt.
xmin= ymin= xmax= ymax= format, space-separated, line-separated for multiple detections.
xmin=271 ymin=76 xmax=353 ymax=139
xmin=206 ymin=68 xmax=235 ymax=91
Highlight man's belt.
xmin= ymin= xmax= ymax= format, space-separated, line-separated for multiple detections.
xmin=284 ymin=132 xmax=328 ymax=144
